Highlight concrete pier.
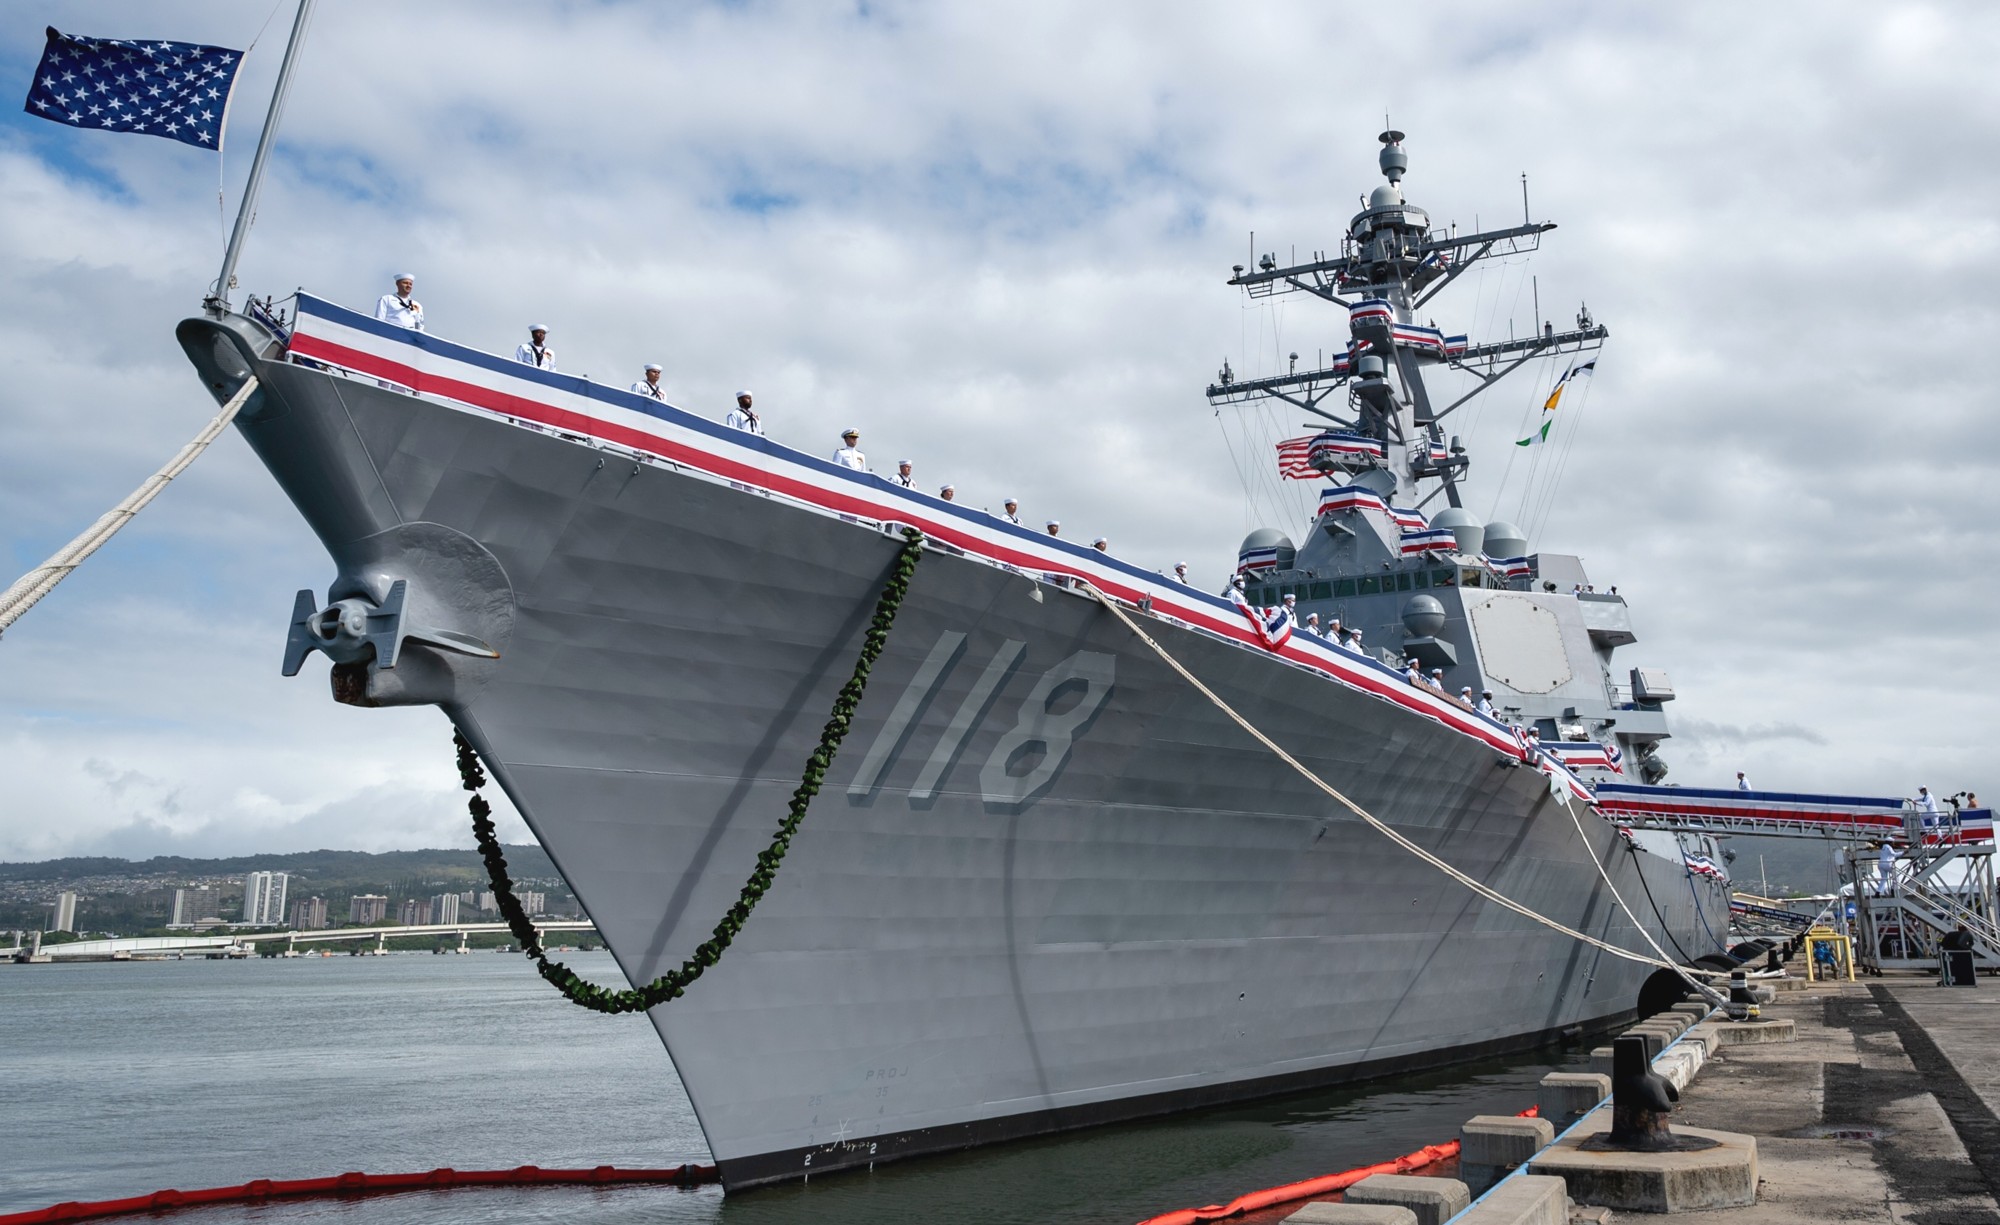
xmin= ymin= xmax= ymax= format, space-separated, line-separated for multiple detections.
xmin=1535 ymin=977 xmax=1999 ymax=1221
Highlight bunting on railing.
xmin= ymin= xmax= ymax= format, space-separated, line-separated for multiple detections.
xmin=1311 ymin=432 xmax=1387 ymax=465
xmin=1229 ymin=584 xmax=1294 ymax=650
xmin=1484 ymin=555 xmax=1534 ymax=580
xmin=1237 ymin=544 xmax=1283 ymax=573
xmin=1390 ymin=505 xmax=1428 ymax=532
xmin=1540 ymin=741 xmax=1624 ymax=775
xmin=1276 ymin=431 xmax=1387 ymax=480
xmin=1399 ymin=527 xmax=1459 ymax=556
xmin=1318 ymin=485 xmax=1389 ymax=517
xmin=1684 ymin=853 xmax=1725 ymax=879
xmin=1348 ymin=299 xmax=1396 ymax=330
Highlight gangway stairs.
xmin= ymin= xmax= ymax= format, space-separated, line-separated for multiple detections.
xmin=1846 ymin=841 xmax=2000 ymax=975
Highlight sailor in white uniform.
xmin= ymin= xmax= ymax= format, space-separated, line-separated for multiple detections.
xmin=939 ymin=484 xmax=957 ymax=502
xmin=630 ymin=364 xmax=666 ymax=400
xmin=1405 ymin=659 xmax=1423 ymax=685
xmin=1876 ymin=840 xmax=1896 ymax=894
xmin=894 ymin=460 xmax=916 ymax=487
xmin=1303 ymin=612 xmax=1322 ymax=636
xmin=1045 ymin=519 xmax=1061 ymax=537
xmin=515 ymin=324 xmax=555 ymax=370
xmin=1344 ymin=627 xmax=1364 ymax=652
xmin=1002 ymin=497 xmax=1021 ymax=524
xmin=1092 ymin=536 xmax=1109 ymax=552
xmin=1477 ymin=690 xmax=1496 ymax=717
xmin=375 ymin=274 xmax=424 ymax=331
xmin=833 ymin=429 xmax=867 ymax=470
xmin=1171 ymin=561 xmax=1188 ymax=583
xmin=1735 ymin=771 xmax=1752 ymax=791
xmin=724 ymin=390 xmax=764 ymax=436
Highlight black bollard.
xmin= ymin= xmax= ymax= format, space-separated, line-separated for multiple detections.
xmin=1599 ymin=1036 xmax=1677 ymax=1150
xmin=1726 ymin=969 xmax=1757 ymax=1021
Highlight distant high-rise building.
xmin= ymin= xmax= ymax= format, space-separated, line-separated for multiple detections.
xmin=241 ymin=872 xmax=289 ymax=926
xmin=476 ymin=891 xmax=497 ymax=913
xmin=518 ymin=891 xmax=547 ymax=916
xmin=349 ymin=894 xmax=388 ymax=924
xmin=429 ymin=894 xmax=460 ymax=926
xmin=397 ymin=897 xmax=432 ymax=927
xmin=288 ymin=896 xmax=327 ymax=930
xmin=171 ymin=886 xmax=222 ymax=927
xmin=52 ymin=891 xmax=77 ymax=933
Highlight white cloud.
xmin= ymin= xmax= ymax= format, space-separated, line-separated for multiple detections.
xmin=3 ymin=0 xmax=1997 ymax=859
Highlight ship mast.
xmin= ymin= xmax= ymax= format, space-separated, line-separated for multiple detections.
xmin=1207 ymin=131 xmax=1608 ymax=510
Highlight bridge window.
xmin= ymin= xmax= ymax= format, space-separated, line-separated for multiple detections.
xmin=1359 ymin=577 xmax=1382 ymax=594
xmin=1395 ymin=573 xmax=1413 ymax=592
xmin=1335 ymin=579 xmax=1357 ymax=597
xmin=1309 ymin=582 xmax=1332 ymax=599
xmin=1434 ymin=568 xmax=1456 ymax=586
xmin=1413 ymin=571 xmax=1430 ymax=590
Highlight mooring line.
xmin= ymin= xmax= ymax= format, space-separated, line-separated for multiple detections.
xmin=1079 ymin=580 xmax=1719 ymax=980
xmin=0 ymin=376 xmax=262 ymax=636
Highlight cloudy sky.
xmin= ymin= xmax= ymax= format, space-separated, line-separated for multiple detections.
xmin=1 ymin=1 xmax=1995 ymax=862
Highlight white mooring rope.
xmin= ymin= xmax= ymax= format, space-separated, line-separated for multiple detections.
xmin=1079 ymin=580 xmax=1725 ymax=995
xmin=0 ymin=376 xmax=262 ymax=636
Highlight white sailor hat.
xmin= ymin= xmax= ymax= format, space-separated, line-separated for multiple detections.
xmin=898 ymin=459 xmax=912 ymax=467
xmin=1460 ymin=686 xmax=1472 ymax=694
xmin=1174 ymin=561 xmax=1186 ymax=569
xmin=1430 ymin=667 xmax=1444 ymax=675
xmin=736 ymin=389 xmax=752 ymax=398
xmin=940 ymin=484 xmax=955 ymax=493
xmin=1046 ymin=519 xmax=1061 ymax=528
xmin=530 ymin=323 xmax=548 ymax=332
xmin=1482 ymin=689 xmax=1493 ymax=696
xmin=644 ymin=363 xmax=662 ymax=373
xmin=1282 ymin=593 xmax=1296 ymax=602
xmin=1005 ymin=495 xmax=1019 ymax=505
xmin=394 ymin=272 xmax=415 ymax=282
xmin=1093 ymin=536 xmax=1108 ymax=546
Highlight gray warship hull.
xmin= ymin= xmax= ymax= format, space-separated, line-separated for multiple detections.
xmin=179 ymin=304 xmax=1725 ymax=1188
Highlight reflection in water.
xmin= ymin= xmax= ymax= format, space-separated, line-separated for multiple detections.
xmin=1 ymin=953 xmax=1587 ymax=1225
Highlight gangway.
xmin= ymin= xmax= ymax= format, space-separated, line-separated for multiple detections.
xmin=1844 ymin=842 xmax=2000 ymax=975
xmin=1593 ymin=782 xmax=1992 ymax=844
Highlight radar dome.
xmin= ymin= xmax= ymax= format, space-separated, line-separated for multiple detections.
xmin=1368 ymin=183 xmax=1402 ymax=210
xmin=1402 ymin=594 xmax=1447 ymax=638
xmin=1484 ymin=521 xmax=1528 ymax=559
xmin=1431 ymin=506 xmax=1484 ymax=556
xmin=1237 ymin=528 xmax=1296 ymax=573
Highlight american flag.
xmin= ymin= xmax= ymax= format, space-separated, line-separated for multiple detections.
xmin=1276 ymin=434 xmax=1319 ymax=480
xmin=23 ymin=27 xmax=244 ymax=150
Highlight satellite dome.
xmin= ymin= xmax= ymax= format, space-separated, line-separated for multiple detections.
xmin=1237 ymin=528 xmax=1296 ymax=574
xmin=1431 ymin=506 xmax=1484 ymax=556
xmin=1402 ymin=594 xmax=1447 ymax=638
xmin=1368 ymin=183 xmax=1402 ymax=210
xmin=1484 ymin=520 xmax=1528 ymax=559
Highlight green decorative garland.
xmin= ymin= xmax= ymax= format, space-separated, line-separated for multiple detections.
xmin=455 ymin=527 xmax=926 ymax=1014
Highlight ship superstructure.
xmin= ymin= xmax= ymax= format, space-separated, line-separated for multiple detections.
xmin=173 ymin=131 xmax=1729 ymax=1188
xmin=1209 ymin=132 xmax=1672 ymax=790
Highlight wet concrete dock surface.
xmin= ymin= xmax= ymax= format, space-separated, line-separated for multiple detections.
xmin=1663 ymin=976 xmax=2000 ymax=1224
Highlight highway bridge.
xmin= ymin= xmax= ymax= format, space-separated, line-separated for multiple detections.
xmin=17 ymin=920 xmax=598 ymax=961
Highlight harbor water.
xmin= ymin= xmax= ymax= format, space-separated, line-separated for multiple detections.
xmin=3 ymin=953 xmax=1588 ymax=1224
